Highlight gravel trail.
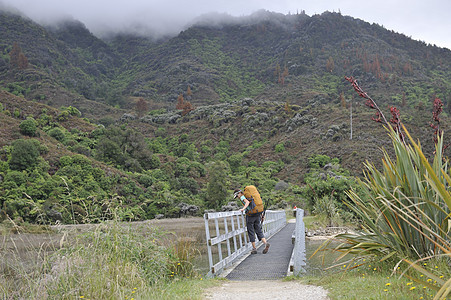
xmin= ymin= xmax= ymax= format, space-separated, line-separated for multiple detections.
xmin=203 ymin=280 xmax=329 ymax=299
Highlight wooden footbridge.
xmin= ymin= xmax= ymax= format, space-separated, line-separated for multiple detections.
xmin=203 ymin=208 xmax=306 ymax=279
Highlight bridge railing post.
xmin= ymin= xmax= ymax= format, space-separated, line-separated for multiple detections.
xmin=293 ymin=208 xmax=306 ymax=275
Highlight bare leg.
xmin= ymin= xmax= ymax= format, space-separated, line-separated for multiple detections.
xmin=254 ymin=238 xmax=267 ymax=248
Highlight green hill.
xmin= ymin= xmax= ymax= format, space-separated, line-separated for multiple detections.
xmin=0 ymin=8 xmax=450 ymax=225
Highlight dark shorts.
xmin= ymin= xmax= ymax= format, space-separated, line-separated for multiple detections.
xmin=246 ymin=214 xmax=264 ymax=243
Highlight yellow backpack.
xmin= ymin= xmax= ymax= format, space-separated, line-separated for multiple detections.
xmin=243 ymin=185 xmax=264 ymax=216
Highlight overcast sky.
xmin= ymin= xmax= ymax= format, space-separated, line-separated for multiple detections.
xmin=1 ymin=0 xmax=450 ymax=49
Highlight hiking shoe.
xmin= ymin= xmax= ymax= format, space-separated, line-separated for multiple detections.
xmin=262 ymin=243 xmax=270 ymax=254
xmin=251 ymin=248 xmax=257 ymax=254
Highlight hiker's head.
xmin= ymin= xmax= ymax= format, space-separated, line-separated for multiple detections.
xmin=233 ymin=189 xmax=242 ymax=199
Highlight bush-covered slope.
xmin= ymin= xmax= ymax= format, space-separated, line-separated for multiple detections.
xmin=0 ymin=8 xmax=450 ymax=225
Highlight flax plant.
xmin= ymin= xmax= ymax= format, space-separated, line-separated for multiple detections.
xmin=315 ymin=78 xmax=450 ymax=299
xmin=319 ymin=126 xmax=450 ymax=299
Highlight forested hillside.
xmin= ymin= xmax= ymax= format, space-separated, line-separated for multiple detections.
xmin=0 ymin=8 xmax=450 ymax=224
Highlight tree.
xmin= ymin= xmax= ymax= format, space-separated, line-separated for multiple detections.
xmin=206 ymin=161 xmax=230 ymax=209
xmin=277 ymin=64 xmax=289 ymax=85
xmin=176 ymin=94 xmax=194 ymax=116
xmin=284 ymin=101 xmax=293 ymax=116
xmin=401 ymin=92 xmax=407 ymax=107
xmin=135 ymin=98 xmax=148 ymax=118
xmin=274 ymin=63 xmax=281 ymax=82
xmin=9 ymin=139 xmax=40 ymax=171
xmin=18 ymin=52 xmax=28 ymax=69
xmin=95 ymin=138 xmax=124 ymax=166
xmin=9 ymin=42 xmax=28 ymax=70
xmin=340 ymin=92 xmax=347 ymax=109
xmin=326 ymin=56 xmax=334 ymax=73
xmin=9 ymin=42 xmax=21 ymax=69
xmin=402 ymin=62 xmax=413 ymax=75
xmin=48 ymin=127 xmax=66 ymax=142
xmin=19 ymin=118 xmax=37 ymax=136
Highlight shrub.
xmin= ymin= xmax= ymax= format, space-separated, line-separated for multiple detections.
xmin=19 ymin=117 xmax=37 ymax=136
xmin=57 ymin=110 xmax=70 ymax=121
xmin=61 ymin=105 xmax=81 ymax=117
xmin=228 ymin=154 xmax=243 ymax=171
xmin=38 ymin=113 xmax=53 ymax=126
xmin=155 ymin=127 xmax=167 ymax=137
xmin=308 ymin=154 xmax=338 ymax=169
xmin=137 ymin=174 xmax=153 ymax=187
xmin=8 ymin=139 xmax=40 ymax=171
xmin=0 ymin=160 xmax=9 ymax=173
xmin=274 ymin=142 xmax=285 ymax=153
xmin=47 ymin=127 xmax=66 ymax=142
xmin=4 ymin=170 xmax=27 ymax=186
xmin=248 ymin=160 xmax=257 ymax=167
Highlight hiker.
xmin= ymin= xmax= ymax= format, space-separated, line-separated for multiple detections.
xmin=234 ymin=188 xmax=270 ymax=254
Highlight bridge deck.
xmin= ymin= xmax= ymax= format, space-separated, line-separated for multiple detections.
xmin=225 ymin=222 xmax=295 ymax=280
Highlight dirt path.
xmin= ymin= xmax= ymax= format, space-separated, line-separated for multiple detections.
xmin=203 ymin=280 xmax=329 ymax=300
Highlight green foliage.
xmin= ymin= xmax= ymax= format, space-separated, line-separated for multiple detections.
xmin=6 ymin=82 xmax=28 ymax=96
xmin=312 ymin=195 xmax=347 ymax=226
xmin=308 ymin=154 xmax=339 ymax=169
xmin=56 ymin=110 xmax=70 ymax=121
xmin=319 ymin=128 xmax=451 ymax=299
xmin=19 ymin=117 xmax=37 ymax=136
xmin=227 ymin=153 xmax=243 ymax=171
xmin=94 ymin=127 xmax=158 ymax=172
xmin=206 ymin=161 xmax=230 ymax=209
xmin=0 ymin=160 xmax=9 ymax=173
xmin=47 ymin=127 xmax=66 ymax=142
xmin=299 ymin=154 xmax=359 ymax=224
xmin=338 ymin=128 xmax=450 ymax=258
xmin=8 ymin=139 xmax=40 ymax=171
xmin=274 ymin=142 xmax=285 ymax=153
xmin=38 ymin=113 xmax=53 ymax=126
xmin=4 ymin=170 xmax=27 ymax=186
xmin=248 ymin=160 xmax=257 ymax=167
xmin=64 ymin=106 xmax=82 ymax=117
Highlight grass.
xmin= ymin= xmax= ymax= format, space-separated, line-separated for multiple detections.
xmin=296 ymin=257 xmax=449 ymax=300
xmin=303 ymin=215 xmax=329 ymax=230
xmin=0 ymin=218 xmax=213 ymax=299
xmin=0 ymin=207 xmax=446 ymax=299
xmin=137 ymin=277 xmax=222 ymax=300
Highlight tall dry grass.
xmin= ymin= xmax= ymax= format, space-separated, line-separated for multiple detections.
xmin=0 ymin=219 xmax=203 ymax=299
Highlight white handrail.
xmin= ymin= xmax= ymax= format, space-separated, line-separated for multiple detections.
xmin=204 ymin=210 xmax=286 ymax=277
xmin=292 ymin=208 xmax=306 ymax=275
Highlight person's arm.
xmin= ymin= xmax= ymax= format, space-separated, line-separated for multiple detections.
xmin=240 ymin=198 xmax=249 ymax=212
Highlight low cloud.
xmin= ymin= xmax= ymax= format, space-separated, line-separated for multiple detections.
xmin=0 ymin=0 xmax=450 ymax=49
